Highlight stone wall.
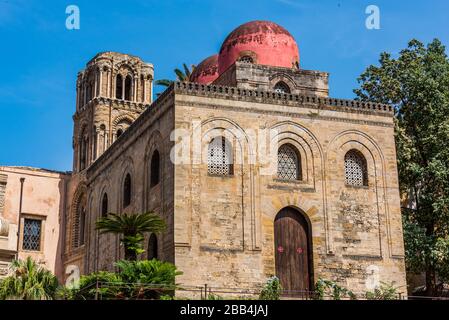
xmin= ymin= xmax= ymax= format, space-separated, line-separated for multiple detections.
xmin=171 ymin=82 xmax=406 ymax=296
xmin=80 ymin=89 xmax=176 ymax=274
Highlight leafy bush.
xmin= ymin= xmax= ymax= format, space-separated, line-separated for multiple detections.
xmin=365 ymin=282 xmax=401 ymax=300
xmin=315 ymin=279 xmax=357 ymax=300
xmin=0 ymin=257 xmax=59 ymax=300
xmin=65 ymin=259 xmax=182 ymax=300
xmin=259 ymin=276 xmax=282 ymax=300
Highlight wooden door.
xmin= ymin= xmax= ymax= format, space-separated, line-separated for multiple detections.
xmin=274 ymin=207 xmax=311 ymax=296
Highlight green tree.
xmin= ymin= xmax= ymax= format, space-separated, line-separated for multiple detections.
xmin=155 ymin=63 xmax=196 ymax=88
xmin=354 ymin=39 xmax=449 ymax=296
xmin=66 ymin=259 xmax=182 ymax=300
xmin=0 ymin=257 xmax=59 ymax=300
xmin=96 ymin=212 xmax=166 ymax=261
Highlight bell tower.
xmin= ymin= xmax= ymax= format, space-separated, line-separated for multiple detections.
xmin=72 ymin=52 xmax=154 ymax=172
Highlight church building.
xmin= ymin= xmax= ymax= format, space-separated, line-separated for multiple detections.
xmin=0 ymin=21 xmax=407 ymax=296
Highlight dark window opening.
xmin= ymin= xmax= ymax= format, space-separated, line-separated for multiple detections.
xmin=116 ymin=129 xmax=123 ymax=139
xmin=148 ymin=233 xmax=158 ymax=260
xmin=150 ymin=150 xmax=160 ymax=187
xmin=79 ymin=207 xmax=86 ymax=246
xmin=123 ymin=174 xmax=132 ymax=208
xmin=125 ymin=75 xmax=132 ymax=101
xmin=101 ymin=193 xmax=108 ymax=218
xmin=274 ymin=81 xmax=291 ymax=94
xmin=116 ymin=74 xmax=123 ymax=99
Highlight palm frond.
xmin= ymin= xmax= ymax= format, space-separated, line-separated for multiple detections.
xmin=154 ymin=79 xmax=173 ymax=87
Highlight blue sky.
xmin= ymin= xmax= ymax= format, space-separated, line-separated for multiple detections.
xmin=0 ymin=0 xmax=448 ymax=171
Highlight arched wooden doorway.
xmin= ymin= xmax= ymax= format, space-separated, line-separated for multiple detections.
xmin=274 ymin=207 xmax=313 ymax=296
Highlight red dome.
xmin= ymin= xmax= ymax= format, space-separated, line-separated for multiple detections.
xmin=189 ymin=54 xmax=219 ymax=84
xmin=218 ymin=21 xmax=299 ymax=74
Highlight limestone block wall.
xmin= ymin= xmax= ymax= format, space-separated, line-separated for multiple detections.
xmin=213 ymin=62 xmax=329 ymax=97
xmin=172 ymin=83 xmax=406 ymax=296
xmin=81 ymin=90 xmax=176 ymax=274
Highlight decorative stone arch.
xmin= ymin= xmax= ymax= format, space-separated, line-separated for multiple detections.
xmin=268 ymin=120 xmax=330 ymax=253
xmin=200 ymin=117 xmax=255 ymax=170
xmin=174 ymin=117 xmax=259 ymax=249
xmin=112 ymin=115 xmax=135 ymax=141
xmin=268 ymin=73 xmax=296 ymax=92
xmin=237 ymin=50 xmax=258 ymax=64
xmin=117 ymin=156 xmax=135 ymax=212
xmin=269 ymin=121 xmax=323 ymax=188
xmin=143 ymin=130 xmax=164 ymax=211
xmin=326 ymin=130 xmax=389 ymax=257
xmin=98 ymin=182 xmax=111 ymax=218
xmin=71 ymin=183 xmax=87 ymax=250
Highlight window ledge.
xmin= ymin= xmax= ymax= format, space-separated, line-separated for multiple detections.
xmin=207 ymin=174 xmax=234 ymax=179
xmin=345 ymin=184 xmax=369 ymax=189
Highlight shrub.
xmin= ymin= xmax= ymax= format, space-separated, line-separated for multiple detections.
xmin=315 ymin=279 xmax=357 ymax=300
xmin=365 ymin=282 xmax=401 ymax=300
xmin=259 ymin=276 xmax=282 ymax=300
xmin=64 ymin=259 xmax=182 ymax=300
xmin=0 ymin=257 xmax=59 ymax=300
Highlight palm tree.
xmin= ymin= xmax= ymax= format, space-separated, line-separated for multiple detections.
xmin=155 ymin=63 xmax=196 ymax=88
xmin=0 ymin=257 xmax=59 ymax=300
xmin=96 ymin=212 xmax=166 ymax=261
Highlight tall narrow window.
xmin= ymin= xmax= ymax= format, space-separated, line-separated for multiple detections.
xmin=148 ymin=233 xmax=158 ymax=260
xmin=150 ymin=150 xmax=160 ymax=187
xmin=207 ymin=136 xmax=233 ymax=176
xmin=101 ymin=193 xmax=108 ymax=218
xmin=277 ymin=144 xmax=301 ymax=180
xmin=125 ymin=75 xmax=132 ymax=101
xmin=344 ymin=149 xmax=368 ymax=186
xmin=123 ymin=174 xmax=132 ymax=208
xmin=22 ymin=218 xmax=42 ymax=251
xmin=274 ymin=81 xmax=291 ymax=94
xmin=116 ymin=74 xmax=123 ymax=99
xmin=79 ymin=207 xmax=86 ymax=246
xmin=73 ymin=203 xmax=86 ymax=248
xmin=79 ymin=130 xmax=88 ymax=171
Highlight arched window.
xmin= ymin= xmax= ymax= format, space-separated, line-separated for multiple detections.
xmin=116 ymin=74 xmax=123 ymax=99
xmin=123 ymin=173 xmax=132 ymax=208
xmin=207 ymin=136 xmax=233 ymax=176
xmin=274 ymin=81 xmax=291 ymax=94
xmin=344 ymin=149 xmax=368 ymax=186
xmin=73 ymin=195 xmax=86 ymax=249
xmin=125 ymin=75 xmax=132 ymax=101
xmin=150 ymin=150 xmax=160 ymax=187
xmin=116 ymin=129 xmax=123 ymax=139
xmin=277 ymin=144 xmax=301 ymax=180
xmin=239 ymin=56 xmax=253 ymax=63
xmin=101 ymin=193 xmax=108 ymax=218
xmin=79 ymin=127 xmax=88 ymax=171
xmin=148 ymin=233 xmax=158 ymax=260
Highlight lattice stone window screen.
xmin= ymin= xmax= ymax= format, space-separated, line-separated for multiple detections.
xmin=274 ymin=81 xmax=291 ymax=94
xmin=344 ymin=150 xmax=368 ymax=186
xmin=239 ymin=56 xmax=253 ymax=63
xmin=207 ymin=136 xmax=233 ymax=176
xmin=278 ymin=144 xmax=301 ymax=180
xmin=22 ymin=218 xmax=42 ymax=251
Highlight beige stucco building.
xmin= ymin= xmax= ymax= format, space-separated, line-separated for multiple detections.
xmin=0 ymin=20 xmax=407 ymax=297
